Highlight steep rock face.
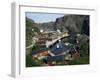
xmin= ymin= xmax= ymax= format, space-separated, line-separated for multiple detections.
xmin=54 ymin=15 xmax=89 ymax=35
xmin=81 ymin=16 xmax=90 ymax=36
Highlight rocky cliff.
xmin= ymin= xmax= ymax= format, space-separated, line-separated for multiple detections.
xmin=54 ymin=15 xmax=89 ymax=36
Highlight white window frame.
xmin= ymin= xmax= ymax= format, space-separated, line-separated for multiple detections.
xmin=11 ymin=2 xmax=97 ymax=78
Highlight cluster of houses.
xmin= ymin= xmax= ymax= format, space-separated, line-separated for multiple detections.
xmin=32 ymin=29 xmax=80 ymax=66
xmin=32 ymin=41 xmax=80 ymax=66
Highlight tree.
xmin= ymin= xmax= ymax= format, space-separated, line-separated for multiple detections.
xmin=26 ymin=17 xmax=40 ymax=47
xmin=68 ymin=40 xmax=89 ymax=65
xmin=26 ymin=54 xmax=43 ymax=67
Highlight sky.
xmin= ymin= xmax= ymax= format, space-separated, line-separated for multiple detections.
xmin=26 ymin=12 xmax=64 ymax=23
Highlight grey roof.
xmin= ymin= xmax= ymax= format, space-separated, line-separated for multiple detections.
xmin=50 ymin=41 xmax=74 ymax=55
xmin=46 ymin=54 xmax=65 ymax=62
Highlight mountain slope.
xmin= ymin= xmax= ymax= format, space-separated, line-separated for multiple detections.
xmin=54 ymin=15 xmax=89 ymax=35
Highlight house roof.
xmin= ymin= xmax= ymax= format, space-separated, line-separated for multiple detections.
xmin=50 ymin=41 xmax=74 ymax=55
xmin=32 ymin=48 xmax=49 ymax=55
xmin=46 ymin=54 xmax=65 ymax=62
